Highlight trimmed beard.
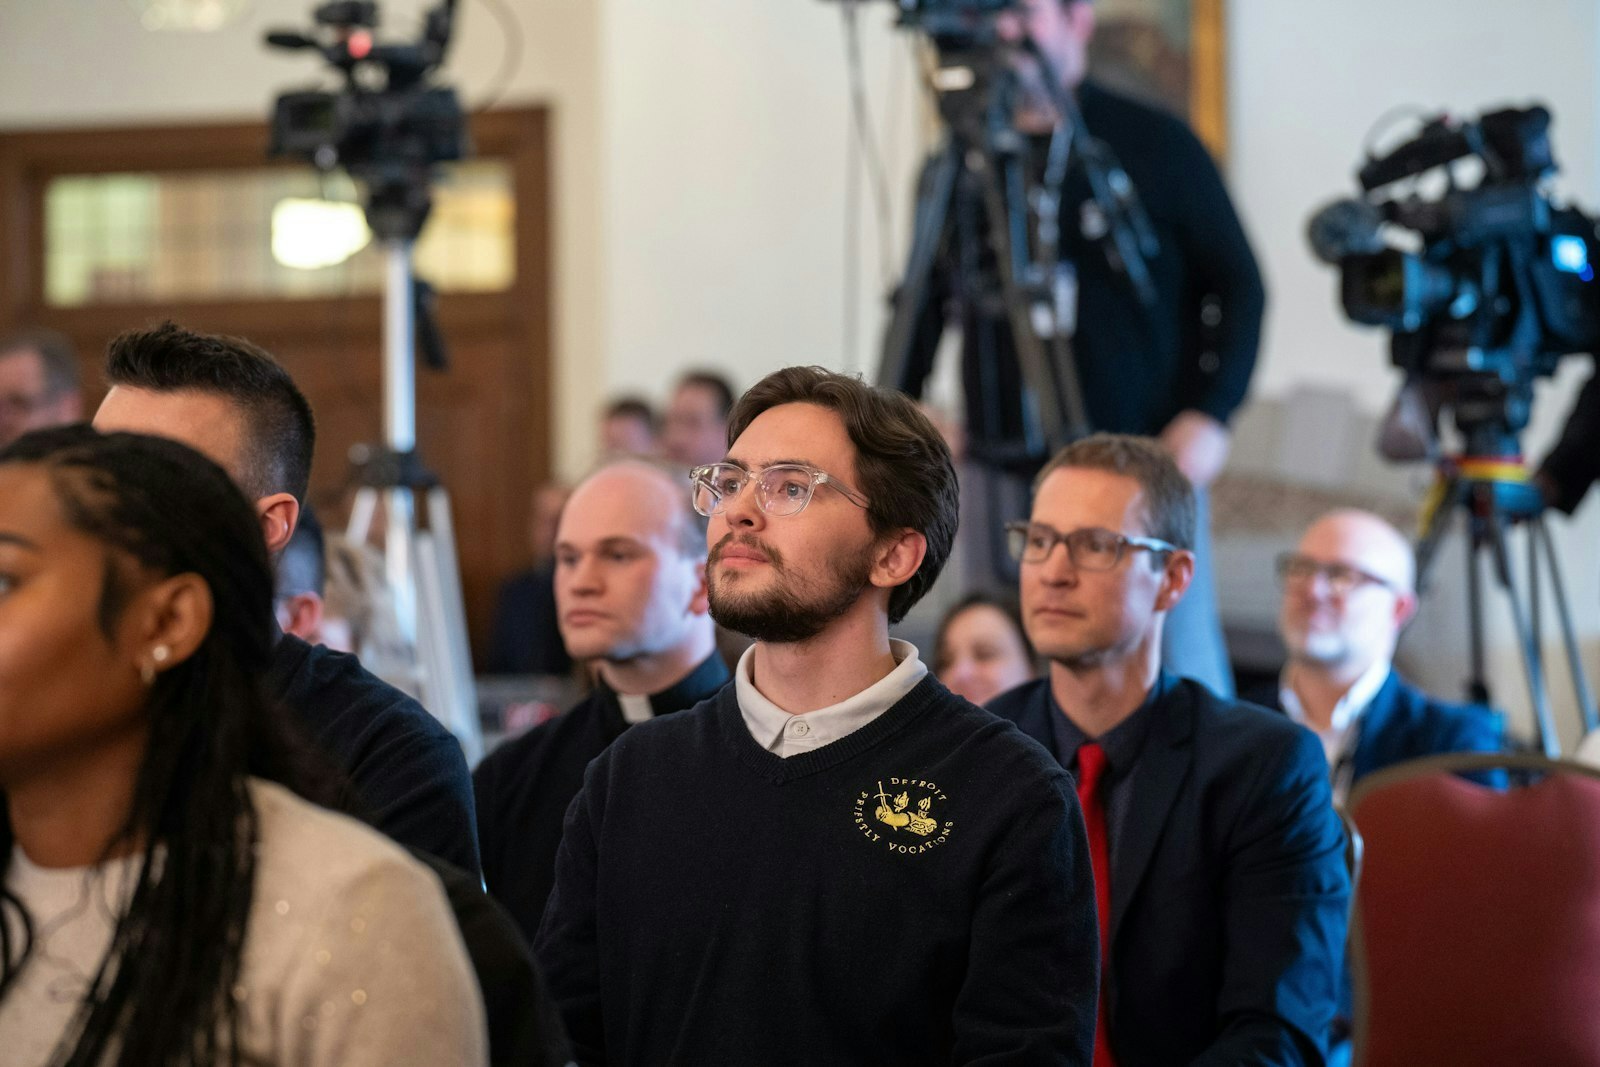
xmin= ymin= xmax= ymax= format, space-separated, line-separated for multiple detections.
xmin=708 ymin=536 xmax=874 ymax=644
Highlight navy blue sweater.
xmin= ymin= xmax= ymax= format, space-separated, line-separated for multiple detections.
xmin=535 ymin=675 xmax=1098 ymax=1066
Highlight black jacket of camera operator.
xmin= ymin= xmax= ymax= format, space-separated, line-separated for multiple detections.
xmin=899 ymin=80 xmax=1266 ymax=468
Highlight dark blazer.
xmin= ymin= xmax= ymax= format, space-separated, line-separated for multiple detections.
xmin=1250 ymin=670 xmax=1505 ymax=786
xmin=989 ymin=675 xmax=1350 ymax=1067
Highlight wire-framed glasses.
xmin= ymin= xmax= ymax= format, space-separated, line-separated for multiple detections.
xmin=1005 ymin=521 xmax=1178 ymax=570
xmin=690 ymin=462 xmax=870 ymax=518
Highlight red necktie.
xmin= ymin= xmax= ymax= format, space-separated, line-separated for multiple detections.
xmin=1076 ymin=741 xmax=1118 ymax=1067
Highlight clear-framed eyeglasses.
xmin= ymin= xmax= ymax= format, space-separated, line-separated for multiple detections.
xmin=690 ymin=462 xmax=870 ymax=518
xmin=1005 ymin=521 xmax=1178 ymax=571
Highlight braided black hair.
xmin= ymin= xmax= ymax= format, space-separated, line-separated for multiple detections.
xmin=0 ymin=425 xmax=306 ymax=1066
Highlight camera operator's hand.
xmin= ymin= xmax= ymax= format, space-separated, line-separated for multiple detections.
xmin=1160 ymin=410 xmax=1231 ymax=489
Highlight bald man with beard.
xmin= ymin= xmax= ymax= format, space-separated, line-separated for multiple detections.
xmin=1260 ymin=509 xmax=1505 ymax=804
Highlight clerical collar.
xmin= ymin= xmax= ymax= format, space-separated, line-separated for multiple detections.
xmin=603 ymin=651 xmax=731 ymax=725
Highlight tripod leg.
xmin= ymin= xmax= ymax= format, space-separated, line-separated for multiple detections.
xmin=347 ymin=486 xmax=379 ymax=545
xmin=1533 ymin=517 xmax=1600 ymax=735
xmin=413 ymin=486 xmax=483 ymax=765
xmin=879 ymin=141 xmax=962 ymax=393
xmin=1483 ymin=511 xmax=1562 ymax=757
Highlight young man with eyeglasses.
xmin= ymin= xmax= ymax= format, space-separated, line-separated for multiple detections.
xmin=1260 ymin=509 xmax=1504 ymax=802
xmin=987 ymin=434 xmax=1349 ymax=1067
xmin=536 ymin=366 xmax=1098 ymax=1066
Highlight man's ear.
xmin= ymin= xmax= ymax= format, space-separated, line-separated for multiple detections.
xmin=1154 ymin=549 xmax=1196 ymax=613
xmin=1393 ymin=590 xmax=1420 ymax=629
xmin=128 ymin=572 xmax=214 ymax=678
xmin=257 ymin=493 xmax=301 ymax=556
xmin=276 ymin=591 xmax=326 ymax=642
xmin=871 ymin=529 xmax=927 ymax=592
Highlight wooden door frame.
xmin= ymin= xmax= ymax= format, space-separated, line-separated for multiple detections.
xmin=0 ymin=109 xmax=550 ymax=436
xmin=0 ymin=108 xmax=554 ymax=661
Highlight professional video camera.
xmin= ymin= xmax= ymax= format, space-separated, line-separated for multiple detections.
xmin=1308 ymin=104 xmax=1600 ymax=456
xmin=266 ymin=0 xmax=467 ymax=240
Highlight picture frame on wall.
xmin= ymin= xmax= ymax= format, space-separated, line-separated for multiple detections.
xmin=1086 ymin=0 xmax=1228 ymax=161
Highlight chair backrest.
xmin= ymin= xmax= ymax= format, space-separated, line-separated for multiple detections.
xmin=1348 ymin=753 xmax=1600 ymax=1066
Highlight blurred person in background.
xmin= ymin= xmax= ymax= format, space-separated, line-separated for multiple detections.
xmin=487 ymin=482 xmax=573 ymax=676
xmin=0 ymin=328 xmax=82 ymax=447
xmin=598 ymin=396 xmax=659 ymax=458
xmin=0 ymin=427 xmax=485 ymax=1067
xmin=1259 ymin=509 xmax=1505 ymax=801
xmin=933 ymin=591 xmax=1037 ymax=706
xmin=661 ymin=370 xmax=735 ymax=470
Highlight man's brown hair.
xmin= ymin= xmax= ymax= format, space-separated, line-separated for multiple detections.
xmin=726 ymin=366 xmax=958 ymax=623
xmin=1035 ymin=433 xmax=1196 ymax=552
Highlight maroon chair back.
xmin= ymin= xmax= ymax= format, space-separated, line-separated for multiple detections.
xmin=1348 ymin=753 xmax=1600 ymax=1066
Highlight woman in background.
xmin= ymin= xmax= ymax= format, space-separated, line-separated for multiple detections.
xmin=0 ymin=426 xmax=485 ymax=1067
xmin=933 ymin=591 xmax=1038 ymax=706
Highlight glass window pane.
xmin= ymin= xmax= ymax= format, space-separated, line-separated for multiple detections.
xmin=43 ymin=161 xmax=514 ymax=307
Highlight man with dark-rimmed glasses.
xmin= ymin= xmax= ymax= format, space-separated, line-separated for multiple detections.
xmin=537 ymin=365 xmax=1098 ymax=1066
xmin=987 ymin=433 xmax=1349 ymax=1067
xmin=1259 ymin=508 xmax=1504 ymax=802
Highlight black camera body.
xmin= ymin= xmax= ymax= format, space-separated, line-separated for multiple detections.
xmin=266 ymin=0 xmax=467 ymax=240
xmin=1309 ymin=104 xmax=1600 ymax=451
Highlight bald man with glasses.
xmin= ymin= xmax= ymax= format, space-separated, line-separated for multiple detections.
xmin=1259 ymin=509 xmax=1505 ymax=802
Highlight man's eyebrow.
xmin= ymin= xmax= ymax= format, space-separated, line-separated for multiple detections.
xmin=721 ymin=457 xmax=815 ymax=471
xmin=0 ymin=532 xmax=39 ymax=551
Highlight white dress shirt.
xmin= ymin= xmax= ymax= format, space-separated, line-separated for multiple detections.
xmin=737 ymin=639 xmax=928 ymax=757
xmin=1280 ymin=658 xmax=1392 ymax=803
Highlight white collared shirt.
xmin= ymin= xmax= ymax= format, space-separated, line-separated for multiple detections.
xmin=1280 ymin=658 xmax=1392 ymax=801
xmin=737 ymin=639 xmax=928 ymax=757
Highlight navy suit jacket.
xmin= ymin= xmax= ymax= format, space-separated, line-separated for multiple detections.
xmin=989 ymin=675 xmax=1350 ymax=1067
xmin=1249 ymin=671 xmax=1505 ymax=786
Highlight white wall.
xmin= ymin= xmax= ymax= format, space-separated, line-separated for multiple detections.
xmin=0 ymin=0 xmax=603 ymax=482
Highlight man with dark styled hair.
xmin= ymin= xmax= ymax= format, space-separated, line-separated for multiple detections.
xmin=475 ymin=458 xmax=728 ymax=945
xmin=0 ymin=327 xmax=84 ymax=447
xmin=94 ymin=321 xmax=481 ymax=876
xmin=989 ymin=433 xmax=1349 ymax=1066
xmin=662 ymin=369 xmax=736 ymax=468
xmin=538 ymin=366 xmax=1098 ymax=1065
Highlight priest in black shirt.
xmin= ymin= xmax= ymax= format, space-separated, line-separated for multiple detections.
xmin=474 ymin=458 xmax=729 ymax=944
xmin=92 ymin=322 xmax=480 ymax=876
xmin=537 ymin=366 xmax=1097 ymax=1066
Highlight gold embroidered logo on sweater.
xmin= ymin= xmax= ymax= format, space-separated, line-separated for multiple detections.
xmin=854 ymin=778 xmax=954 ymax=854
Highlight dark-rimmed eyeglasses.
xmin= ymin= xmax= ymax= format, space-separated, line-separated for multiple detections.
xmin=1005 ymin=521 xmax=1178 ymax=570
xmin=690 ymin=462 xmax=870 ymax=518
xmin=1275 ymin=553 xmax=1399 ymax=596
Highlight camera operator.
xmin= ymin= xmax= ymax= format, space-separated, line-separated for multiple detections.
xmin=899 ymin=0 xmax=1265 ymax=697
xmin=1537 ymin=370 xmax=1600 ymax=514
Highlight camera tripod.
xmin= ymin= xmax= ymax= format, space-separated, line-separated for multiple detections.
xmin=344 ymin=180 xmax=483 ymax=765
xmin=1413 ymin=453 xmax=1599 ymax=757
xmin=877 ymin=37 xmax=1158 ymax=578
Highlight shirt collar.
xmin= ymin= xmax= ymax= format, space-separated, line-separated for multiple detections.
xmin=1047 ymin=670 xmax=1168 ymax=776
xmin=603 ymin=651 xmax=732 ymax=726
xmin=1280 ymin=658 xmax=1392 ymax=742
xmin=736 ymin=639 xmax=928 ymax=756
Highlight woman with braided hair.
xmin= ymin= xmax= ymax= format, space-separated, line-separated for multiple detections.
xmin=0 ymin=426 xmax=486 ymax=1067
